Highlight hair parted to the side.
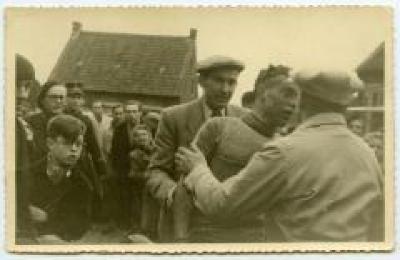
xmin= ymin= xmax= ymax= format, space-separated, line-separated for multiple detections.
xmin=46 ymin=114 xmax=86 ymax=143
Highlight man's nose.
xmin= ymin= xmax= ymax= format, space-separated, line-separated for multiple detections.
xmin=71 ymin=143 xmax=79 ymax=152
xmin=221 ymin=82 xmax=232 ymax=93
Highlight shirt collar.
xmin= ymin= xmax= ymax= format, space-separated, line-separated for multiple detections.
xmin=202 ymin=97 xmax=227 ymax=119
xmin=295 ymin=112 xmax=347 ymax=132
xmin=47 ymin=155 xmax=72 ymax=183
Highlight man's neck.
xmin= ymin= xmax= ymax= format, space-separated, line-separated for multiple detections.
xmin=47 ymin=154 xmax=71 ymax=175
xmin=65 ymin=107 xmax=82 ymax=115
xmin=94 ymin=113 xmax=102 ymax=123
xmin=127 ymin=121 xmax=137 ymax=128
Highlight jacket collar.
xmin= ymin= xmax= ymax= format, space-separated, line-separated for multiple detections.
xmin=295 ymin=112 xmax=346 ymax=132
xmin=241 ymin=111 xmax=275 ymax=137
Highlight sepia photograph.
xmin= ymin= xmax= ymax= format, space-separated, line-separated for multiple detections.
xmin=5 ymin=6 xmax=394 ymax=253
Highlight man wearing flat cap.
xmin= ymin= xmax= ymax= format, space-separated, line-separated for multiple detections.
xmin=146 ymin=55 xmax=247 ymax=242
xmin=177 ymin=70 xmax=384 ymax=242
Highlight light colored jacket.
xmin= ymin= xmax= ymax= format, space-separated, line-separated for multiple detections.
xmin=185 ymin=113 xmax=383 ymax=242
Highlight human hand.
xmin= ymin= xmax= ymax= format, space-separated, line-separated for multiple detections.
xmin=36 ymin=234 xmax=66 ymax=244
xmin=175 ymin=144 xmax=207 ymax=175
xmin=29 ymin=205 xmax=48 ymax=223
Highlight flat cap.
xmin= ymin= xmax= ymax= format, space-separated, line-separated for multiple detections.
xmin=294 ymin=70 xmax=364 ymax=106
xmin=16 ymin=54 xmax=35 ymax=82
xmin=197 ymin=55 xmax=245 ymax=73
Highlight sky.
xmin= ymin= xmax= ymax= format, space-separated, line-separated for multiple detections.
xmin=7 ymin=7 xmax=391 ymax=105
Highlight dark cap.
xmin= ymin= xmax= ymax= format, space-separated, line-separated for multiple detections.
xmin=197 ymin=55 xmax=245 ymax=74
xmin=294 ymin=69 xmax=364 ymax=106
xmin=47 ymin=114 xmax=86 ymax=142
xmin=16 ymin=54 xmax=35 ymax=82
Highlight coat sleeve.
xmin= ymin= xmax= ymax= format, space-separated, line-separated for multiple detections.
xmin=184 ymin=143 xmax=289 ymax=219
xmin=193 ymin=118 xmax=222 ymax=163
xmin=110 ymin=125 xmax=126 ymax=174
xmin=146 ymin=110 xmax=178 ymax=203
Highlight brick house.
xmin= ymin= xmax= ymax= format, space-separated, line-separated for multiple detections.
xmin=48 ymin=22 xmax=198 ymax=112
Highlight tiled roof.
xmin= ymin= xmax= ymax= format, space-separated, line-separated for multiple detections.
xmin=49 ymin=30 xmax=196 ymax=96
xmin=356 ymin=42 xmax=384 ymax=84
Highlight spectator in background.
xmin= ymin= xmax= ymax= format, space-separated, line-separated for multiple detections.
xmin=142 ymin=111 xmax=161 ymax=138
xmin=111 ymin=100 xmax=143 ymax=231
xmin=103 ymin=104 xmax=125 ymax=160
xmin=29 ymin=115 xmax=92 ymax=244
xmin=364 ymin=131 xmax=384 ymax=171
xmin=128 ymin=124 xmax=155 ymax=237
xmin=98 ymin=103 xmax=126 ymax=234
xmin=27 ymin=81 xmax=67 ymax=163
xmin=64 ymin=82 xmax=108 ymax=225
xmin=90 ymin=101 xmax=112 ymax=152
xmin=347 ymin=115 xmax=365 ymax=136
xmin=241 ymin=90 xmax=255 ymax=109
xmin=15 ymin=54 xmax=37 ymax=244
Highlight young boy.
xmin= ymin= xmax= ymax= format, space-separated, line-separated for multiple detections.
xmin=29 ymin=114 xmax=93 ymax=243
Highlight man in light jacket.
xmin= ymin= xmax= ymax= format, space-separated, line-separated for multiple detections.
xmin=177 ymin=70 xmax=384 ymax=242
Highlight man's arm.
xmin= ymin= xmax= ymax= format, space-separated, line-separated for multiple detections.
xmin=193 ymin=118 xmax=222 ymax=163
xmin=146 ymin=110 xmax=178 ymax=203
xmin=184 ymin=144 xmax=288 ymax=219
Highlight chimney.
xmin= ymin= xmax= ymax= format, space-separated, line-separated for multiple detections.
xmin=189 ymin=28 xmax=197 ymax=40
xmin=71 ymin=21 xmax=82 ymax=39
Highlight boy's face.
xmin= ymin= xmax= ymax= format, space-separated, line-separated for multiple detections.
xmin=47 ymin=135 xmax=84 ymax=168
xmin=125 ymin=104 xmax=141 ymax=125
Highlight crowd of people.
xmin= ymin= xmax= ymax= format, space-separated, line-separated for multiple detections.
xmin=15 ymin=53 xmax=384 ymax=244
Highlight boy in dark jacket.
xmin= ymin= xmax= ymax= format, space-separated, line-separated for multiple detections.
xmin=29 ymin=114 xmax=93 ymax=243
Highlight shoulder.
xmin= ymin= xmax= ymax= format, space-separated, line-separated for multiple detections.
xmin=160 ymin=99 xmax=201 ymax=126
xmin=26 ymin=112 xmax=46 ymax=128
xmin=162 ymin=99 xmax=200 ymax=117
xmin=227 ymin=104 xmax=249 ymax=117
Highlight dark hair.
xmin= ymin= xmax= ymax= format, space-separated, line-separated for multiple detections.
xmin=241 ymin=91 xmax=255 ymax=107
xmin=37 ymin=81 xmax=65 ymax=110
xmin=16 ymin=54 xmax=35 ymax=82
xmin=112 ymin=103 xmax=124 ymax=112
xmin=47 ymin=114 xmax=86 ymax=143
xmin=254 ymin=65 xmax=291 ymax=96
xmin=125 ymin=100 xmax=142 ymax=111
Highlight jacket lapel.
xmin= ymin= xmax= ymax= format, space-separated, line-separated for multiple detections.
xmin=184 ymin=99 xmax=206 ymax=144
